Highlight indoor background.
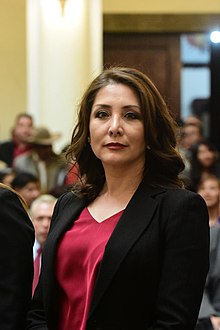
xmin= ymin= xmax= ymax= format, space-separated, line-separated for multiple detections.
xmin=0 ymin=0 xmax=220 ymax=151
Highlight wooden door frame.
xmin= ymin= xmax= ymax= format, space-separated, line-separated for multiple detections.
xmin=103 ymin=14 xmax=220 ymax=33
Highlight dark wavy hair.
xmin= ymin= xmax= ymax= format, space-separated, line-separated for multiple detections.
xmin=66 ymin=67 xmax=185 ymax=201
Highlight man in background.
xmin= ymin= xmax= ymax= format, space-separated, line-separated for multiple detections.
xmin=14 ymin=126 xmax=67 ymax=195
xmin=30 ymin=194 xmax=57 ymax=295
xmin=0 ymin=113 xmax=34 ymax=167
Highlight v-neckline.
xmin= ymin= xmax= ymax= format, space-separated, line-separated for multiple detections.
xmin=86 ymin=207 xmax=124 ymax=224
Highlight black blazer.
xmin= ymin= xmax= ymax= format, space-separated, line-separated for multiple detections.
xmin=0 ymin=141 xmax=14 ymax=167
xmin=26 ymin=182 xmax=209 ymax=330
xmin=0 ymin=185 xmax=34 ymax=330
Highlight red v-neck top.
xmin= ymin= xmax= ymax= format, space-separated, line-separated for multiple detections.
xmin=55 ymin=207 xmax=123 ymax=330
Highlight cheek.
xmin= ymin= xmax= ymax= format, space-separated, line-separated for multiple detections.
xmin=89 ymin=121 xmax=99 ymax=140
xmin=134 ymin=127 xmax=145 ymax=146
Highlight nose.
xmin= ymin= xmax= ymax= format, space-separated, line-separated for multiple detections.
xmin=108 ymin=115 xmax=123 ymax=136
xmin=42 ymin=219 xmax=51 ymax=229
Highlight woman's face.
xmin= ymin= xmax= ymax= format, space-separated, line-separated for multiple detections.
xmin=197 ymin=144 xmax=216 ymax=168
xmin=198 ymin=178 xmax=220 ymax=209
xmin=89 ymin=83 xmax=146 ymax=172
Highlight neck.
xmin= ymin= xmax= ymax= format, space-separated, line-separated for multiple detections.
xmin=103 ymin=163 xmax=143 ymax=194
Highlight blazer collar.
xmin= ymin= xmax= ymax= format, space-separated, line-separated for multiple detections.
xmin=88 ymin=182 xmax=166 ymax=317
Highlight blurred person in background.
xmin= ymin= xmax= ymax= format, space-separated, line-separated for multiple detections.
xmin=197 ymin=175 xmax=220 ymax=227
xmin=11 ymin=172 xmax=41 ymax=209
xmin=0 ymin=113 xmax=34 ymax=167
xmin=0 ymin=183 xmax=34 ymax=329
xmin=177 ymin=122 xmax=204 ymax=187
xmin=14 ymin=127 xmax=68 ymax=195
xmin=0 ymin=167 xmax=16 ymax=187
xmin=196 ymin=176 xmax=220 ymax=330
xmin=30 ymin=194 xmax=57 ymax=295
xmin=180 ymin=122 xmax=204 ymax=152
xmin=188 ymin=140 xmax=220 ymax=192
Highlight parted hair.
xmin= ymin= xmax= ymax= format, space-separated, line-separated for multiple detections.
xmin=66 ymin=66 xmax=185 ymax=202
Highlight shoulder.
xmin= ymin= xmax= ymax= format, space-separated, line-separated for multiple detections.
xmin=156 ymin=186 xmax=206 ymax=207
xmin=155 ymin=187 xmax=209 ymax=229
xmin=0 ymin=184 xmax=34 ymax=234
xmin=0 ymin=141 xmax=14 ymax=154
xmin=0 ymin=183 xmax=27 ymax=206
xmin=56 ymin=190 xmax=79 ymax=205
xmin=146 ymin=186 xmax=209 ymax=226
xmin=0 ymin=140 xmax=14 ymax=148
xmin=0 ymin=184 xmax=16 ymax=198
xmin=53 ymin=190 xmax=85 ymax=215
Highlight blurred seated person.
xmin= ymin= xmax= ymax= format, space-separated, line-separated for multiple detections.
xmin=0 ymin=183 xmax=34 ymax=329
xmin=11 ymin=172 xmax=41 ymax=209
xmin=196 ymin=226 xmax=220 ymax=330
xmin=177 ymin=122 xmax=204 ymax=187
xmin=196 ymin=177 xmax=220 ymax=329
xmin=184 ymin=114 xmax=203 ymax=128
xmin=179 ymin=122 xmax=204 ymax=152
xmin=188 ymin=140 xmax=220 ymax=192
xmin=14 ymin=126 xmax=68 ymax=195
xmin=197 ymin=175 xmax=220 ymax=227
xmin=0 ymin=167 xmax=16 ymax=187
xmin=0 ymin=113 xmax=34 ymax=167
xmin=30 ymin=194 xmax=57 ymax=295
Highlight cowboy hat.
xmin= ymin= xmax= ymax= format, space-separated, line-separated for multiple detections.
xmin=26 ymin=126 xmax=61 ymax=145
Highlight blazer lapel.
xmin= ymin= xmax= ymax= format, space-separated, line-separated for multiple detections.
xmin=88 ymin=183 xmax=165 ymax=317
xmin=43 ymin=194 xmax=86 ymax=307
xmin=48 ymin=195 xmax=86 ymax=242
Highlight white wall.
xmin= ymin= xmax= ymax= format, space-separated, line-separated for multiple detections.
xmin=26 ymin=0 xmax=102 ymax=152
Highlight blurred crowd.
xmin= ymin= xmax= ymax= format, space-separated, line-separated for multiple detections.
xmin=0 ymin=113 xmax=79 ymax=315
xmin=177 ymin=114 xmax=220 ymax=329
xmin=0 ymin=113 xmax=77 ymax=201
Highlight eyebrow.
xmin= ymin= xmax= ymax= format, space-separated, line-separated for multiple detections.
xmin=93 ymin=104 xmax=141 ymax=110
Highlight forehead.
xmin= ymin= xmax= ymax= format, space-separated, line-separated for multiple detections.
xmin=200 ymin=178 xmax=220 ymax=188
xmin=94 ymin=83 xmax=139 ymax=104
xmin=183 ymin=125 xmax=200 ymax=134
xmin=16 ymin=116 xmax=32 ymax=125
xmin=198 ymin=144 xmax=210 ymax=151
xmin=33 ymin=202 xmax=55 ymax=214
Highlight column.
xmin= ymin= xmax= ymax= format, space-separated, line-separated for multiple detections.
xmin=26 ymin=0 xmax=103 ymax=152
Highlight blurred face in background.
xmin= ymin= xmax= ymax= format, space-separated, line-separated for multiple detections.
xmin=198 ymin=177 xmax=220 ymax=209
xmin=32 ymin=202 xmax=55 ymax=246
xmin=197 ymin=144 xmax=217 ymax=168
xmin=180 ymin=124 xmax=202 ymax=150
xmin=13 ymin=115 xmax=33 ymax=143
xmin=16 ymin=181 xmax=41 ymax=208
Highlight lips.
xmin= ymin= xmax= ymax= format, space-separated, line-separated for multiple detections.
xmin=106 ymin=142 xmax=126 ymax=147
xmin=105 ymin=142 xmax=127 ymax=149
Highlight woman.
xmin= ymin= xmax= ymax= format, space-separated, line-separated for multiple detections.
xmin=0 ymin=183 xmax=34 ymax=329
xmin=26 ymin=67 xmax=209 ymax=330
xmin=188 ymin=140 xmax=220 ymax=192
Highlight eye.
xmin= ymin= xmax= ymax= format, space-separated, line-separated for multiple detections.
xmin=124 ymin=111 xmax=141 ymax=120
xmin=95 ymin=110 xmax=109 ymax=119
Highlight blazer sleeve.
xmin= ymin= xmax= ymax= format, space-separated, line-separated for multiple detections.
xmin=0 ymin=188 xmax=34 ymax=330
xmin=150 ymin=191 xmax=209 ymax=330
